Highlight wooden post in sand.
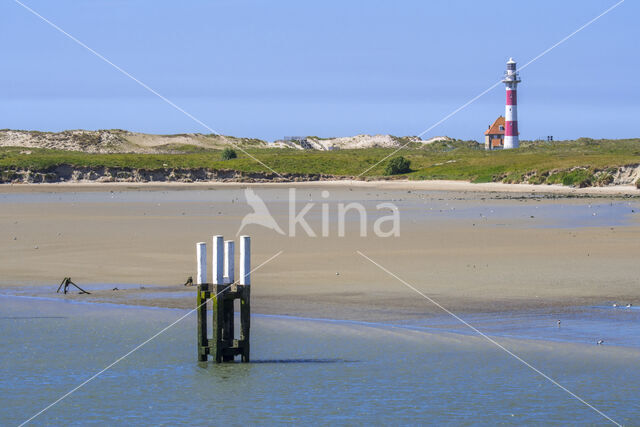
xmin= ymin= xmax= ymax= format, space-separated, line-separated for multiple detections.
xmin=238 ymin=236 xmax=251 ymax=362
xmin=196 ymin=242 xmax=208 ymax=362
xmin=197 ymin=235 xmax=251 ymax=364
xmin=196 ymin=243 xmax=207 ymax=285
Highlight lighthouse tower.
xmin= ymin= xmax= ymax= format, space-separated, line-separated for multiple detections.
xmin=502 ymin=58 xmax=521 ymax=149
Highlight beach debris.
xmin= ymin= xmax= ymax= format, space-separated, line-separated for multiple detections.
xmin=13 ymin=237 xmax=16 ymax=240
xmin=56 ymin=277 xmax=91 ymax=295
xmin=597 ymin=340 xmax=604 ymax=345
xmin=336 ymin=272 xmax=340 ymax=276
xmin=34 ymin=245 xmax=39 ymax=249
xmin=112 ymin=287 xmax=119 ymax=291
xmin=183 ymin=276 xmax=194 ymax=287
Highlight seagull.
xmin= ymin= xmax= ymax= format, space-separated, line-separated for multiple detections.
xmin=557 ymin=320 xmax=561 ymax=327
xmin=613 ymin=303 xmax=618 ymax=308
xmin=597 ymin=340 xmax=604 ymax=345
xmin=626 ymin=304 xmax=633 ymax=308
xmin=236 ymin=188 xmax=285 ymax=236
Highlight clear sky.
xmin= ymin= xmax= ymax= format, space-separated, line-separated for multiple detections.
xmin=1 ymin=0 xmax=637 ymax=142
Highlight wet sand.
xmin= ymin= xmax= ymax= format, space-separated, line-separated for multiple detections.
xmin=1 ymin=184 xmax=639 ymax=322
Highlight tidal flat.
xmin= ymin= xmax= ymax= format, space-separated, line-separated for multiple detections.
xmin=1 ymin=184 xmax=639 ymax=424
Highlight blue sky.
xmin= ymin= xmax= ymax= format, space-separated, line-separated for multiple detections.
xmin=1 ymin=0 xmax=637 ymax=141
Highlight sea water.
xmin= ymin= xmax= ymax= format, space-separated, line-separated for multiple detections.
xmin=1 ymin=296 xmax=639 ymax=425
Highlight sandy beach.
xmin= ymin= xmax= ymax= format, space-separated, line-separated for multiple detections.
xmin=1 ymin=179 xmax=639 ymax=195
xmin=1 ymin=182 xmax=638 ymax=321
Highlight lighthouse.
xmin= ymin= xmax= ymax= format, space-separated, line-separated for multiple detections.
xmin=502 ymin=58 xmax=521 ymax=149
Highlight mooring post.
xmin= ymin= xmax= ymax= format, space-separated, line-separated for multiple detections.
xmin=196 ymin=242 xmax=207 ymax=285
xmin=240 ymin=235 xmax=250 ymax=286
xmin=224 ymin=240 xmax=235 ymax=284
xmin=197 ymin=235 xmax=251 ymax=364
xmin=213 ymin=235 xmax=224 ymax=286
xmin=196 ymin=242 xmax=208 ymax=362
xmin=239 ymin=235 xmax=251 ymax=362
xmin=221 ymin=240 xmax=235 ymax=361
xmin=211 ymin=235 xmax=224 ymax=363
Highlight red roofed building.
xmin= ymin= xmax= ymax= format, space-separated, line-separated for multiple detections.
xmin=484 ymin=116 xmax=505 ymax=150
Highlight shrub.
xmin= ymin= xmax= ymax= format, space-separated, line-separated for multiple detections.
xmin=385 ymin=156 xmax=411 ymax=175
xmin=562 ymin=170 xmax=593 ymax=188
xmin=0 ymin=170 xmax=17 ymax=182
xmin=547 ymin=169 xmax=593 ymax=188
xmin=527 ymin=173 xmax=546 ymax=185
xmin=594 ymin=173 xmax=614 ymax=186
xmin=636 ymin=178 xmax=640 ymax=189
xmin=221 ymin=148 xmax=237 ymax=161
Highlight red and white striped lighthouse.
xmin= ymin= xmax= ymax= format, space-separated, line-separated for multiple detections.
xmin=502 ymin=58 xmax=521 ymax=149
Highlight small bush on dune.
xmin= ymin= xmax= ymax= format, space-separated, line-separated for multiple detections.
xmin=385 ymin=156 xmax=411 ymax=175
xmin=221 ymin=148 xmax=237 ymax=160
xmin=636 ymin=178 xmax=640 ymax=189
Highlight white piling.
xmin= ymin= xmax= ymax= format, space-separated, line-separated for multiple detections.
xmin=240 ymin=235 xmax=251 ymax=286
xmin=224 ymin=240 xmax=235 ymax=285
xmin=196 ymin=242 xmax=207 ymax=285
xmin=213 ymin=235 xmax=224 ymax=285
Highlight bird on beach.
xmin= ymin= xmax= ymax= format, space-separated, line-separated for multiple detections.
xmin=626 ymin=304 xmax=633 ymax=308
xmin=613 ymin=303 xmax=618 ymax=308
xmin=557 ymin=320 xmax=561 ymax=328
xmin=597 ymin=340 xmax=604 ymax=345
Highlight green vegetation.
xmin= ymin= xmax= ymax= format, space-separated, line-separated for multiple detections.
xmin=545 ymin=169 xmax=593 ymax=188
xmin=385 ymin=156 xmax=411 ymax=175
xmin=221 ymin=148 xmax=237 ymax=161
xmin=1 ymin=138 xmax=639 ymax=187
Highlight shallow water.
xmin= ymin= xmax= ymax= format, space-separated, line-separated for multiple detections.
xmin=400 ymin=305 xmax=640 ymax=349
xmin=1 ymin=296 xmax=639 ymax=425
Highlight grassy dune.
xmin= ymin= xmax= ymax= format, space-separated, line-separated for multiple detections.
xmin=1 ymin=138 xmax=640 ymax=186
